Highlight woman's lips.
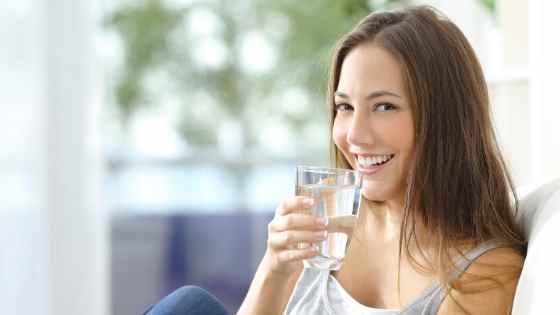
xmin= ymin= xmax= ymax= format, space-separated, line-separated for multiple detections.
xmin=356 ymin=155 xmax=394 ymax=175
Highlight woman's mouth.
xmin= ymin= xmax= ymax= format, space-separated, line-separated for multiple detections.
xmin=355 ymin=154 xmax=395 ymax=174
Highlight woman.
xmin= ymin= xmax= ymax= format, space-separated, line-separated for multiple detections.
xmin=146 ymin=5 xmax=525 ymax=315
xmin=238 ymin=5 xmax=525 ymax=315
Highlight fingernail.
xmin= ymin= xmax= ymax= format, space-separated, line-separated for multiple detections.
xmin=315 ymin=217 xmax=328 ymax=226
xmin=303 ymin=198 xmax=314 ymax=207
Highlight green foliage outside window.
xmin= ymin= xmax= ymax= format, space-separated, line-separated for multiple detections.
xmin=104 ymin=0 xmax=494 ymax=154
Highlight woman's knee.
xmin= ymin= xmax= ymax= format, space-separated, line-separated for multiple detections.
xmin=144 ymin=285 xmax=229 ymax=315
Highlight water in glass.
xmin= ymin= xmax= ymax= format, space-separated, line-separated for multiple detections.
xmin=296 ymin=182 xmax=361 ymax=270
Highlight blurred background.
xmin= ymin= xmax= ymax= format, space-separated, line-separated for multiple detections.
xmin=1 ymin=0 xmax=559 ymax=314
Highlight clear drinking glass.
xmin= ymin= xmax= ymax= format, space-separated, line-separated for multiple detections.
xmin=295 ymin=166 xmax=362 ymax=270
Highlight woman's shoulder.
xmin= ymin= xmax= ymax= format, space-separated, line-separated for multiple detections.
xmin=461 ymin=245 xmax=524 ymax=289
xmin=438 ymin=245 xmax=524 ymax=315
xmin=472 ymin=245 xmax=524 ymax=267
xmin=463 ymin=242 xmax=524 ymax=278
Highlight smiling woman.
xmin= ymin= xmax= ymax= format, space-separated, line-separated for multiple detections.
xmin=320 ymin=5 xmax=525 ymax=315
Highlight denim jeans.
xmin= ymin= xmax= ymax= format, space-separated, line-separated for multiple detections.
xmin=143 ymin=286 xmax=230 ymax=315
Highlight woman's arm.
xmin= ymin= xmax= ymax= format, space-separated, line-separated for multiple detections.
xmin=437 ymin=247 xmax=524 ymax=315
xmin=236 ymin=196 xmax=326 ymax=315
xmin=236 ymin=254 xmax=303 ymax=315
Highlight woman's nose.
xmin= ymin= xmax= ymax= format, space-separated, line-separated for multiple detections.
xmin=346 ymin=112 xmax=374 ymax=146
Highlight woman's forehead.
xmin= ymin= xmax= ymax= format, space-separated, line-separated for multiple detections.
xmin=337 ymin=44 xmax=405 ymax=97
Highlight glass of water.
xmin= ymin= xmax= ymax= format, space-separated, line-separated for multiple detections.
xmin=295 ymin=166 xmax=362 ymax=270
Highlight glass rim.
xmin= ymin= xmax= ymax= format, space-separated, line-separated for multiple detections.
xmin=295 ymin=165 xmax=361 ymax=176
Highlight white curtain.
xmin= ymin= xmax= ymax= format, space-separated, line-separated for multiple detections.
xmin=0 ymin=1 xmax=108 ymax=315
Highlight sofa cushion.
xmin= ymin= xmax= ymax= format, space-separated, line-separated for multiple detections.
xmin=512 ymin=179 xmax=560 ymax=314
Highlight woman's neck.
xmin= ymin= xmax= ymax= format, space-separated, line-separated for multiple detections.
xmin=354 ymin=199 xmax=435 ymax=254
xmin=356 ymin=199 xmax=404 ymax=242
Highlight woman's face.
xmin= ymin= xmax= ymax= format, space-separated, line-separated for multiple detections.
xmin=333 ymin=43 xmax=415 ymax=203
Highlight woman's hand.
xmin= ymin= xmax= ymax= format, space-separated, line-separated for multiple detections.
xmin=263 ymin=196 xmax=328 ymax=277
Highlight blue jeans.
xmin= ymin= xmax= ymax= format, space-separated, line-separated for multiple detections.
xmin=143 ymin=286 xmax=230 ymax=315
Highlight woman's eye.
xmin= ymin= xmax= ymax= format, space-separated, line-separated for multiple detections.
xmin=375 ymin=103 xmax=396 ymax=112
xmin=335 ymin=103 xmax=353 ymax=112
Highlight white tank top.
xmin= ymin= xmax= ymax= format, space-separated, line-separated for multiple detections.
xmin=282 ymin=240 xmax=505 ymax=315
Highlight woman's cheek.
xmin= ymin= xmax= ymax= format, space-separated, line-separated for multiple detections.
xmin=332 ymin=123 xmax=344 ymax=150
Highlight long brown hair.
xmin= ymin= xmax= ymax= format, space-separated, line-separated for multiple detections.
xmin=327 ymin=5 xmax=525 ymax=301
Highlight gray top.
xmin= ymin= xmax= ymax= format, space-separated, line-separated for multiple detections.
xmin=283 ymin=240 xmax=505 ymax=315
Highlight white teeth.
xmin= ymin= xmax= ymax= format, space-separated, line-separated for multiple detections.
xmin=357 ymin=154 xmax=393 ymax=167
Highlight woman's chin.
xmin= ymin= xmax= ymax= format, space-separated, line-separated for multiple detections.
xmin=361 ymin=189 xmax=386 ymax=202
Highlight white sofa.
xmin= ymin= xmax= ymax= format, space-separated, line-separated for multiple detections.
xmin=513 ymin=179 xmax=560 ymax=314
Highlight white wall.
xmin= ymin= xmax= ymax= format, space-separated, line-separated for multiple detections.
xmin=0 ymin=2 xmax=49 ymax=314
xmin=0 ymin=1 xmax=109 ymax=315
xmin=491 ymin=0 xmax=531 ymax=189
xmin=528 ymin=0 xmax=560 ymax=188
xmin=43 ymin=1 xmax=109 ymax=315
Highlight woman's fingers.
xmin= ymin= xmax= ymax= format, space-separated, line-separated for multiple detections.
xmin=263 ymin=196 xmax=328 ymax=274
xmin=275 ymin=196 xmax=314 ymax=216
xmin=268 ymin=230 xmax=328 ymax=250
xmin=268 ymin=213 xmax=327 ymax=233
xmin=276 ymin=247 xmax=319 ymax=263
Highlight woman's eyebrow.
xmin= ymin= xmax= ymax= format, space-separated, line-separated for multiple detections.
xmin=334 ymin=90 xmax=401 ymax=99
